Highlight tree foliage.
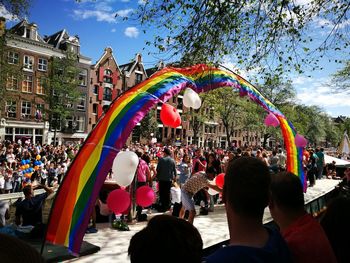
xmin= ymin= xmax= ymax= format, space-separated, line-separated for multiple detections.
xmin=332 ymin=60 xmax=350 ymax=91
xmin=43 ymin=53 xmax=81 ymax=142
xmin=0 ymin=0 xmax=32 ymax=18
xmin=135 ymin=0 xmax=350 ymax=75
xmin=139 ymin=108 xmax=158 ymax=138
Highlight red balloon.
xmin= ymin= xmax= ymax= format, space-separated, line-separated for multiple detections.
xmin=107 ymin=189 xmax=130 ymax=215
xmin=216 ymin=173 xmax=225 ymax=189
xmin=136 ymin=186 xmax=156 ymax=207
xmin=160 ymin=103 xmax=182 ymax=128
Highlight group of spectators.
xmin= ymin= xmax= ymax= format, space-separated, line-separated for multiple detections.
xmin=129 ymin=156 xmax=350 ymax=263
xmin=0 ymin=140 xmax=79 ymax=194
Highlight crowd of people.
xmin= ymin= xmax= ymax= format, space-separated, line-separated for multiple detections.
xmin=0 ymin=140 xmax=79 ymax=194
xmin=0 ymin=139 xmax=349 ymax=262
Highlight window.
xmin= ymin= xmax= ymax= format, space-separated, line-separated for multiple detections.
xmin=135 ymin=73 xmax=142 ymax=84
xmin=36 ymin=77 xmax=45 ymax=94
xmin=23 ymin=55 xmax=34 ymax=70
xmin=8 ymin=51 xmax=19 ymax=64
xmin=6 ymin=75 xmax=18 ymax=90
xmin=51 ymin=114 xmax=61 ymax=131
xmin=77 ymin=95 xmax=86 ymax=110
xmin=79 ymin=69 xmax=87 ymax=86
xmin=76 ymin=116 xmax=85 ymax=132
xmin=22 ymin=75 xmax=33 ymax=93
xmin=92 ymin=103 xmax=98 ymax=114
xmin=64 ymin=116 xmax=74 ymax=130
xmin=104 ymin=69 xmax=112 ymax=76
xmin=103 ymin=76 xmax=112 ymax=84
xmin=93 ymin=85 xmax=98 ymax=94
xmin=38 ymin=58 xmax=47 ymax=71
xmin=5 ymin=101 xmax=17 ymax=118
xmin=103 ymin=87 xmax=112 ymax=101
xmin=21 ymin=101 xmax=31 ymax=118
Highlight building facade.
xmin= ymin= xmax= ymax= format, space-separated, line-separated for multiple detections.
xmin=88 ymin=47 xmax=122 ymax=131
xmin=0 ymin=19 xmax=91 ymax=145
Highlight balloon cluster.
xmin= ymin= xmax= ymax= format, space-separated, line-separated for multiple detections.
xmin=107 ymin=151 xmax=156 ymax=215
xmin=20 ymin=159 xmax=34 ymax=179
xmin=159 ymin=88 xmax=202 ymax=128
xmin=33 ymin=155 xmax=42 ymax=171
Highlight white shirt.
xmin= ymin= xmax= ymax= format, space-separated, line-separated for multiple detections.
xmin=171 ymin=187 xmax=181 ymax=204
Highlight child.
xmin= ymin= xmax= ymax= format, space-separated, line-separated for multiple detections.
xmin=170 ymin=181 xmax=182 ymax=217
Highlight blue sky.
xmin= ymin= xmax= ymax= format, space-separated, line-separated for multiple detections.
xmin=1 ymin=0 xmax=349 ymax=117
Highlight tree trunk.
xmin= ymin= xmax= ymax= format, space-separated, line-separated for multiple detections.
xmin=263 ymin=133 xmax=271 ymax=149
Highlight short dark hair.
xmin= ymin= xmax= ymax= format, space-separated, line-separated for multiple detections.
xmin=223 ymin=157 xmax=270 ymax=218
xmin=128 ymin=215 xmax=203 ymax=263
xmin=163 ymin=147 xmax=171 ymax=156
xmin=270 ymin=172 xmax=304 ymax=211
xmin=22 ymin=185 xmax=32 ymax=196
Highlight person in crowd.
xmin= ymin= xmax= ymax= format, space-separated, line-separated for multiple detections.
xmin=307 ymin=149 xmax=318 ymax=187
xmin=155 ymin=147 xmax=177 ymax=212
xmin=192 ymin=149 xmax=207 ymax=174
xmin=321 ymin=196 xmax=350 ymax=263
xmin=0 ymin=233 xmax=44 ymax=262
xmin=325 ymin=160 xmax=337 ymax=179
xmin=128 ymin=215 xmax=203 ymax=263
xmin=179 ymin=166 xmax=221 ymax=224
xmin=177 ymin=154 xmax=191 ymax=186
xmin=206 ymin=157 xmax=291 ymax=262
xmin=4 ymin=168 xmax=13 ymax=193
xmin=15 ymin=184 xmax=53 ymax=237
xmin=269 ymin=171 xmax=337 ymax=263
xmin=278 ymin=149 xmax=286 ymax=171
xmin=135 ymin=150 xmax=152 ymax=221
xmin=47 ymin=162 xmax=57 ymax=187
xmin=315 ymin=147 xmax=325 ymax=179
xmin=269 ymin=150 xmax=279 ymax=173
xmin=170 ymin=180 xmax=182 ymax=217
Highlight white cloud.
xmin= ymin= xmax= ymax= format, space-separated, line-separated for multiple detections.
xmin=296 ymin=77 xmax=350 ymax=108
xmin=138 ymin=0 xmax=147 ymax=5
xmin=115 ymin=8 xmax=133 ymax=17
xmin=73 ymin=9 xmax=116 ymax=23
xmin=294 ymin=0 xmax=312 ymax=5
xmin=111 ymin=28 xmax=116 ymax=33
xmin=0 ymin=5 xmax=18 ymax=21
xmin=124 ymin=26 xmax=139 ymax=38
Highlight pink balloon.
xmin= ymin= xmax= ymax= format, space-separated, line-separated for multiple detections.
xmin=160 ymin=103 xmax=182 ymax=128
xmin=107 ymin=189 xmax=130 ymax=214
xmin=136 ymin=186 xmax=156 ymax=207
xmin=264 ymin=113 xmax=280 ymax=127
xmin=295 ymin=134 xmax=308 ymax=148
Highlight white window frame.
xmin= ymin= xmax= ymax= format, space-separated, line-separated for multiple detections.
xmin=38 ymin=58 xmax=48 ymax=71
xmin=23 ymin=55 xmax=34 ymax=71
xmin=21 ymin=101 xmax=32 ymax=118
xmin=5 ymin=101 xmax=17 ymax=118
xmin=77 ymin=95 xmax=86 ymax=111
xmin=6 ymin=74 xmax=18 ymax=90
xmin=76 ymin=116 xmax=85 ymax=132
xmin=36 ymin=77 xmax=45 ymax=94
xmin=8 ymin=51 xmax=19 ymax=65
xmin=79 ymin=69 xmax=87 ymax=86
xmin=22 ymin=75 xmax=33 ymax=93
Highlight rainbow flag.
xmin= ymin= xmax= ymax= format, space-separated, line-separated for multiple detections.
xmin=45 ymin=64 xmax=304 ymax=254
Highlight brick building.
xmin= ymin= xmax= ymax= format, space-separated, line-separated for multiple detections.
xmin=0 ymin=19 xmax=91 ymax=145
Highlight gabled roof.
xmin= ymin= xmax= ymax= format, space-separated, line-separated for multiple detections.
xmin=44 ymin=29 xmax=65 ymax=48
xmin=92 ymin=47 xmax=122 ymax=74
xmin=145 ymin=61 xmax=165 ymax=78
xmin=8 ymin=19 xmax=46 ymax=43
xmin=119 ymin=53 xmax=148 ymax=78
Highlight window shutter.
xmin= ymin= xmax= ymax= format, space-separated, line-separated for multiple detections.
xmin=98 ymin=67 xmax=104 ymax=82
xmin=98 ymin=86 xmax=103 ymax=100
xmin=97 ymin=104 xmax=103 ymax=118
xmin=112 ymin=72 xmax=118 ymax=85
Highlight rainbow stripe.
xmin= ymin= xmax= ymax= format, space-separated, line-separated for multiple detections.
xmin=45 ymin=64 xmax=304 ymax=254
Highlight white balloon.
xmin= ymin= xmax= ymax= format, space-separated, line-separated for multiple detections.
xmin=208 ymin=188 xmax=219 ymax=195
xmin=183 ymin=88 xmax=202 ymax=109
xmin=112 ymin=151 xmax=139 ymax=187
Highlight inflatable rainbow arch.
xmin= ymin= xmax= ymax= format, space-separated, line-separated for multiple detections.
xmin=45 ymin=64 xmax=304 ymax=254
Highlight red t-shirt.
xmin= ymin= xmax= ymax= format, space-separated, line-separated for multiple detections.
xmin=282 ymin=214 xmax=337 ymax=263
